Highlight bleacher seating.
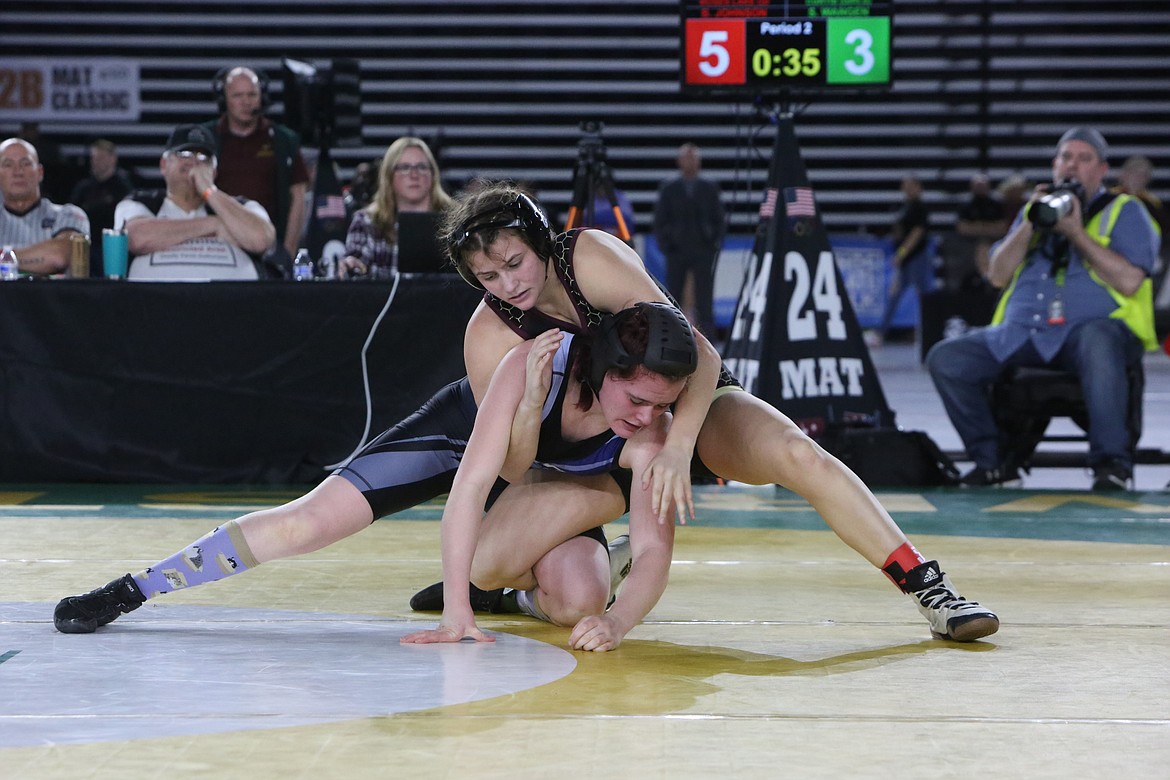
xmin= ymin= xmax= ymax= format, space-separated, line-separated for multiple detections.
xmin=2 ymin=0 xmax=1167 ymax=237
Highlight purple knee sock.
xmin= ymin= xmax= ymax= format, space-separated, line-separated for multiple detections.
xmin=133 ymin=520 xmax=259 ymax=598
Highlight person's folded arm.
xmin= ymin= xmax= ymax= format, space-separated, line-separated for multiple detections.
xmin=13 ymin=233 xmax=75 ymax=274
xmin=125 ymin=215 xmax=219 ymax=254
xmin=203 ymin=190 xmax=276 ymax=254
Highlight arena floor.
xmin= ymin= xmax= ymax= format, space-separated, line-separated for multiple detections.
xmin=3 ymin=344 xmax=1169 ymax=778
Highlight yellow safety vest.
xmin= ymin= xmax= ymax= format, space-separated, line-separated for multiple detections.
xmin=991 ymin=193 xmax=1158 ymax=351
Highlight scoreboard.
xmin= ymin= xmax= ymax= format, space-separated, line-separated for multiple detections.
xmin=681 ymin=1 xmax=893 ymax=94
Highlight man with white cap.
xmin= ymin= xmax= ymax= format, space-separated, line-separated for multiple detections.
xmin=927 ymin=127 xmax=1159 ymax=490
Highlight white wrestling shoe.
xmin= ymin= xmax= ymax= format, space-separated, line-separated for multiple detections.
xmin=905 ymin=560 xmax=1000 ymax=642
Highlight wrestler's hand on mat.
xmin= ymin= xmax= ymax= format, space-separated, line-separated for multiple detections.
xmin=641 ymin=442 xmax=694 ymax=526
xmin=401 ymin=609 xmax=495 ymax=645
xmin=568 ymin=613 xmax=625 ymax=652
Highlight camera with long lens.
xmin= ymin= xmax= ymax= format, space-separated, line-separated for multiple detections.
xmin=1029 ymin=179 xmax=1086 ymax=230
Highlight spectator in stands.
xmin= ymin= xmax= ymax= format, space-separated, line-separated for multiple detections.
xmin=0 ymin=137 xmax=89 ymax=276
xmin=866 ymin=174 xmax=932 ymax=347
xmin=654 ymin=142 xmax=724 ymax=336
xmin=587 ymin=188 xmax=636 ymax=242
xmin=201 ymin=66 xmax=309 ymax=259
xmin=996 ymin=174 xmax=1029 ymax=225
xmin=336 ymin=136 xmax=454 ymax=279
xmin=927 ymin=127 xmax=1159 ymax=490
xmin=344 ymin=159 xmax=379 ymax=214
xmin=114 ymin=125 xmax=276 ymax=280
xmin=69 ymin=139 xmax=135 ymax=276
xmin=954 ymin=172 xmax=1007 ymax=283
xmin=1113 ymin=156 xmax=1170 ymax=325
xmin=1112 ymin=155 xmax=1167 ymax=254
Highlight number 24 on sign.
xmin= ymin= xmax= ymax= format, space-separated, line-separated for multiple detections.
xmin=731 ymin=250 xmax=846 ymax=343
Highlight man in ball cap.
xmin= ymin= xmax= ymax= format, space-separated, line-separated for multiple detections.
xmin=927 ymin=126 xmax=1159 ymax=491
xmin=1057 ymin=126 xmax=1109 ymax=163
xmin=164 ymin=123 xmax=219 ymax=158
xmin=112 ymin=124 xmax=276 ymax=280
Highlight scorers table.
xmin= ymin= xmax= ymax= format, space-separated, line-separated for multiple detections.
xmin=0 ymin=277 xmax=481 ymax=484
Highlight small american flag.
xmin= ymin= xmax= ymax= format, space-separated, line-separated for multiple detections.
xmin=315 ymin=194 xmax=347 ymax=219
xmin=784 ymin=186 xmax=816 ymax=217
xmin=758 ymin=188 xmax=779 ymax=219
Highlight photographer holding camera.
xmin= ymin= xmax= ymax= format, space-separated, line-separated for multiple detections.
xmin=927 ymin=127 xmax=1159 ymax=490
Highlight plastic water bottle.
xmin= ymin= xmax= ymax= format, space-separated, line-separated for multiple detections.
xmin=0 ymin=246 xmax=19 ymax=281
xmin=293 ymin=248 xmax=314 ymax=281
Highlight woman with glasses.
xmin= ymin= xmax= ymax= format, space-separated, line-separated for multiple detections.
xmin=336 ymin=136 xmax=453 ymax=279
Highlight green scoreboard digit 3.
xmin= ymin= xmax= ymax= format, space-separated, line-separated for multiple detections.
xmin=681 ymin=1 xmax=893 ymax=94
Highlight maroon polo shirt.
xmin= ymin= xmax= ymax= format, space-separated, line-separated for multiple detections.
xmin=211 ymin=116 xmax=309 ymax=220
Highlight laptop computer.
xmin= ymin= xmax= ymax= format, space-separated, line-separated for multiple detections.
xmin=396 ymin=211 xmax=451 ymax=273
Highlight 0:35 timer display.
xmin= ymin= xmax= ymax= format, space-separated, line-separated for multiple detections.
xmin=684 ymin=17 xmax=890 ymax=91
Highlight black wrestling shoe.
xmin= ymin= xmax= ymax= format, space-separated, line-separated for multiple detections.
xmin=959 ymin=465 xmax=1021 ymax=488
xmin=54 ymin=574 xmax=146 ymax=634
xmin=408 ymin=581 xmax=507 ymax=613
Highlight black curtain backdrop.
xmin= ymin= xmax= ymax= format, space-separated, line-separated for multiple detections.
xmin=0 ymin=278 xmax=481 ymax=484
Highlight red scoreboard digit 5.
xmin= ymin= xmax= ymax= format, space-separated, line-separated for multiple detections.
xmin=681 ymin=1 xmax=893 ymax=94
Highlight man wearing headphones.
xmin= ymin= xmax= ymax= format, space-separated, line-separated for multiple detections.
xmin=201 ymin=66 xmax=309 ymax=260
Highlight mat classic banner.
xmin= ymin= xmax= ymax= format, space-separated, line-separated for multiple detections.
xmin=0 ymin=58 xmax=140 ymax=121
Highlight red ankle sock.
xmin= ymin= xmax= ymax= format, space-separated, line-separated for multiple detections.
xmin=881 ymin=542 xmax=926 ymax=589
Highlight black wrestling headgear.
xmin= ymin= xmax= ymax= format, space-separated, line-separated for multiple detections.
xmin=451 ymin=192 xmax=553 ymax=289
xmin=589 ymin=302 xmax=698 ymax=391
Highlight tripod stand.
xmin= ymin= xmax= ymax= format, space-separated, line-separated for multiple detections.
xmin=563 ymin=121 xmax=632 ymax=242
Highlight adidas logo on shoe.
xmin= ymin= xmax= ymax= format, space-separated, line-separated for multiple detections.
xmin=903 ymin=561 xmax=1000 ymax=642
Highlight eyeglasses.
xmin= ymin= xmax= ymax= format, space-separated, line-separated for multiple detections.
xmin=171 ymin=150 xmax=212 ymax=163
xmin=393 ymin=162 xmax=432 ymax=176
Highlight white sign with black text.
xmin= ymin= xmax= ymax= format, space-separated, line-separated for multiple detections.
xmin=0 ymin=58 xmax=140 ymax=122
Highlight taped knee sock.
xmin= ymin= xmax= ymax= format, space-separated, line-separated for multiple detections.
xmin=133 ymin=520 xmax=259 ymax=598
xmin=515 ymin=588 xmax=553 ymax=624
xmin=881 ymin=541 xmax=927 ymax=591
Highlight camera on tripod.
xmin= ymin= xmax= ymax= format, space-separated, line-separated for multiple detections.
xmin=1029 ymin=179 xmax=1086 ymax=230
xmin=565 ymin=120 xmax=631 ymax=241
